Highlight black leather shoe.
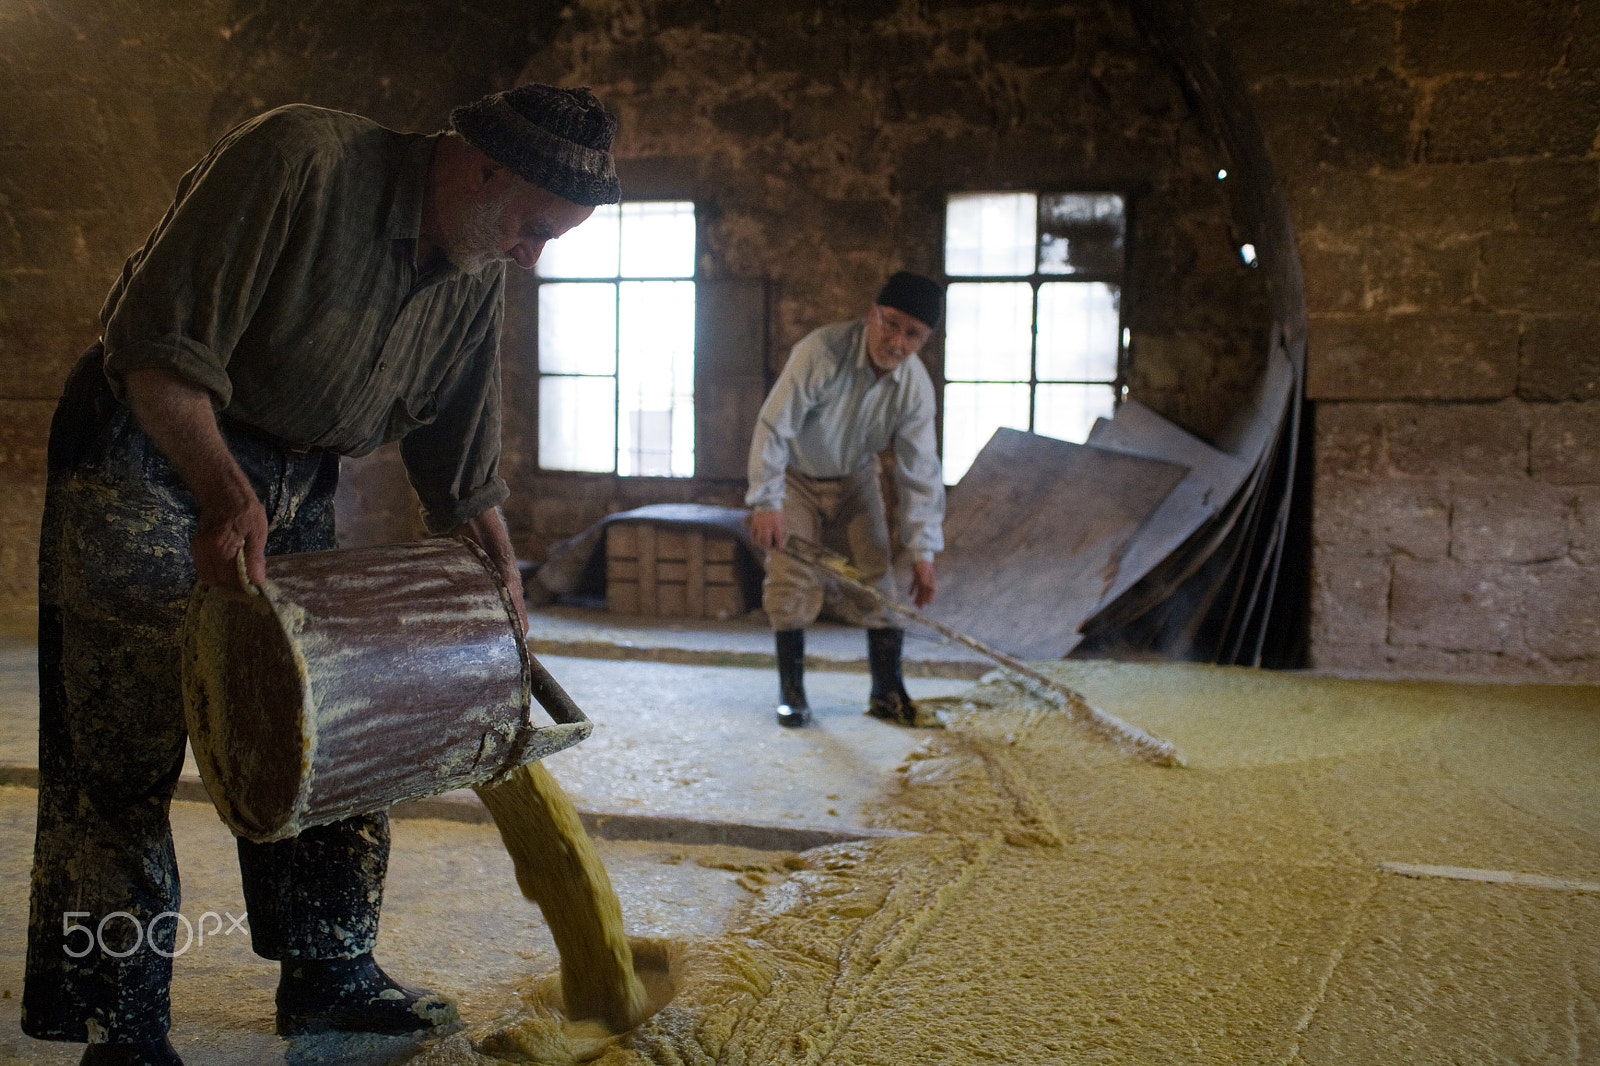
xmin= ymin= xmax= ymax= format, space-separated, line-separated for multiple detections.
xmin=80 ymin=1038 xmax=183 ymax=1066
xmin=275 ymin=954 xmax=457 ymax=1037
xmin=775 ymin=628 xmax=811 ymax=727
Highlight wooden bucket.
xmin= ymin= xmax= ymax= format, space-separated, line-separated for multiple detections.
xmin=181 ymin=537 xmax=591 ymax=842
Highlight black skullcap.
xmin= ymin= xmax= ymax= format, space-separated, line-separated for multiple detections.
xmin=875 ymin=271 xmax=943 ymax=329
xmin=449 ymin=84 xmax=621 ymax=206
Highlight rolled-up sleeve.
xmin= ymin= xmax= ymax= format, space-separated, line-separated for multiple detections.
xmin=101 ymin=120 xmax=306 ymax=409
xmin=893 ymin=370 xmax=946 ymax=559
xmin=400 ymin=285 xmax=509 ymax=534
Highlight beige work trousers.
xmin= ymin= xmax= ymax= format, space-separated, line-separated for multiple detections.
xmin=762 ymin=462 xmax=899 ymax=631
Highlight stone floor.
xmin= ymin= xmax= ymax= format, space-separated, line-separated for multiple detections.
xmin=0 ymin=606 xmax=978 ymax=1063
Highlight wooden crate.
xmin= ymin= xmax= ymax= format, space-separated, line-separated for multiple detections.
xmin=606 ymin=523 xmax=746 ymax=619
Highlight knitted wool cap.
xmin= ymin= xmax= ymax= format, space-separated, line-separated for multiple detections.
xmin=875 ymin=271 xmax=943 ymax=329
xmin=449 ymin=84 xmax=621 ymax=206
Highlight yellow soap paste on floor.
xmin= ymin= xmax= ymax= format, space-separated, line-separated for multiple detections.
xmin=415 ymin=662 xmax=1600 ymax=1065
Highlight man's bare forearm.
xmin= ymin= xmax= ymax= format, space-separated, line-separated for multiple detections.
xmin=456 ymin=506 xmax=528 ymax=633
xmin=121 ymin=366 xmax=268 ymax=587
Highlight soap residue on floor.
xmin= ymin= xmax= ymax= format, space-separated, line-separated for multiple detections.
xmin=409 ymin=660 xmax=1600 ymax=1064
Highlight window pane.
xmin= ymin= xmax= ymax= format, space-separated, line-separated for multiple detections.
xmin=1035 ymin=383 xmax=1116 ymax=445
xmin=945 ymin=192 xmax=1036 ymax=277
xmin=944 ymin=282 xmax=1033 ymax=382
xmin=621 ymin=201 xmax=695 ymax=278
xmin=618 ymin=281 xmax=695 ymax=477
xmin=540 ymin=376 xmax=616 ymax=472
xmin=941 ymin=381 xmax=1029 ymax=484
xmin=536 ymin=204 xmax=620 ymax=278
xmin=539 ymin=283 xmax=617 ymax=374
xmin=1039 ymin=193 xmax=1125 ymax=276
xmin=1037 ymin=282 xmax=1119 ymax=382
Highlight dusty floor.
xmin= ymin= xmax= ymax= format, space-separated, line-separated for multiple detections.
xmin=419 ymin=659 xmax=1600 ymax=1066
xmin=3 ymin=611 xmax=1599 ymax=1062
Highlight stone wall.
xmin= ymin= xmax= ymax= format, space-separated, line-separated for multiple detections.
xmin=500 ymin=0 xmax=1268 ymax=562
xmin=17 ymin=1 xmax=1585 ymax=683
xmin=0 ymin=0 xmax=1267 ymax=632
xmin=1197 ymin=0 xmax=1600 ymax=680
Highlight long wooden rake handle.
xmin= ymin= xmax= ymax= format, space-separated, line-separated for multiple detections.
xmin=779 ymin=534 xmax=1185 ymax=768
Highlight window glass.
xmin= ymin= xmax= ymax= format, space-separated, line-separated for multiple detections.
xmin=941 ymin=382 xmax=1030 ymax=485
xmin=537 ymin=202 xmax=696 ymax=475
xmin=621 ymin=202 xmax=696 ymax=278
xmin=1037 ymin=282 xmax=1119 ymax=382
xmin=941 ymin=191 xmax=1126 ymax=484
xmin=945 ymin=192 xmax=1036 ymax=277
xmin=538 ymin=283 xmax=616 ymax=375
xmin=1035 ymin=383 xmax=1116 ymax=444
xmin=618 ymin=281 xmax=696 ymax=477
xmin=1038 ymin=193 xmax=1125 ymax=276
xmin=536 ymin=204 xmax=620 ymax=279
xmin=539 ymin=376 xmax=615 ymax=473
xmin=944 ymin=282 xmax=1033 ymax=382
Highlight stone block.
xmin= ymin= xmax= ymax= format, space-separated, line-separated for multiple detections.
xmin=1450 ymin=480 xmax=1571 ymax=564
xmin=1572 ymin=487 xmax=1600 ymax=565
xmin=1428 ymin=74 xmax=1600 ymax=163
xmin=1480 ymin=232 xmax=1600 ymax=314
xmin=1389 ymin=558 xmax=1522 ymax=652
xmin=1400 ymin=0 xmax=1568 ymax=76
xmin=0 ymin=89 xmax=111 ymax=149
xmin=0 ymin=399 xmax=50 ymax=481
xmin=1368 ymin=238 xmax=1481 ymax=314
xmin=1384 ymin=402 xmax=1529 ymax=479
xmin=984 ymin=16 xmax=1075 ymax=68
xmin=896 ymin=131 xmax=999 ymax=189
xmin=1289 ymin=164 xmax=1516 ymax=239
xmin=1310 ymin=549 xmax=1391 ymax=648
xmin=1530 ymin=403 xmax=1600 ymax=485
xmin=789 ymin=90 xmax=875 ymax=142
xmin=1306 ymin=313 xmax=1518 ymax=401
xmin=1253 ymin=70 xmax=1415 ymax=172
xmin=1297 ymin=242 xmax=1365 ymax=315
xmin=1213 ymin=0 xmax=1396 ymax=83
xmin=756 ymin=32 xmax=852 ymax=82
xmin=1313 ymin=402 xmax=1384 ymax=479
xmin=1519 ymin=561 xmax=1600 ymax=660
xmin=710 ymin=95 xmax=786 ymax=139
xmin=1314 ymin=476 xmax=1451 ymax=559
xmin=1509 ymin=159 xmax=1600 ymax=236
xmin=0 ymin=145 xmax=112 ymax=212
xmin=1574 ymin=0 xmax=1600 ymax=69
xmin=1519 ymin=315 xmax=1600 ymax=402
xmin=889 ymin=73 xmax=995 ymax=126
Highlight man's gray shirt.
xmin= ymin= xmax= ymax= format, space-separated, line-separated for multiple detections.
xmin=746 ymin=318 xmax=945 ymax=560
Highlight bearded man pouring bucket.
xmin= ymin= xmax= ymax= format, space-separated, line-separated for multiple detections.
xmin=26 ymin=84 xmax=620 ymax=1063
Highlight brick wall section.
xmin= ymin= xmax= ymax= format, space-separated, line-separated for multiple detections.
xmin=1203 ymin=0 xmax=1600 ymax=679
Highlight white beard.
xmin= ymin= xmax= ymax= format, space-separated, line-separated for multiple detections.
xmin=444 ymin=186 xmax=517 ymax=273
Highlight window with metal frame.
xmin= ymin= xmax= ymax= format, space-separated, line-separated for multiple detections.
xmin=941 ymin=191 xmax=1127 ymax=484
xmin=535 ymin=200 xmax=697 ymax=477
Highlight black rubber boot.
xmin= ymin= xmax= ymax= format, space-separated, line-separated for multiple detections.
xmin=866 ymin=627 xmax=918 ymax=725
xmin=80 ymin=1039 xmax=183 ymax=1066
xmin=275 ymin=954 xmax=458 ymax=1037
xmin=775 ymin=628 xmax=811 ymax=727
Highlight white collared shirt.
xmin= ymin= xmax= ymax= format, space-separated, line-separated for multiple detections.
xmin=745 ymin=318 xmax=945 ymax=560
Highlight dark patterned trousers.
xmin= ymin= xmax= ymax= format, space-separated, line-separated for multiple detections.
xmin=24 ymin=348 xmax=390 ymax=1043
